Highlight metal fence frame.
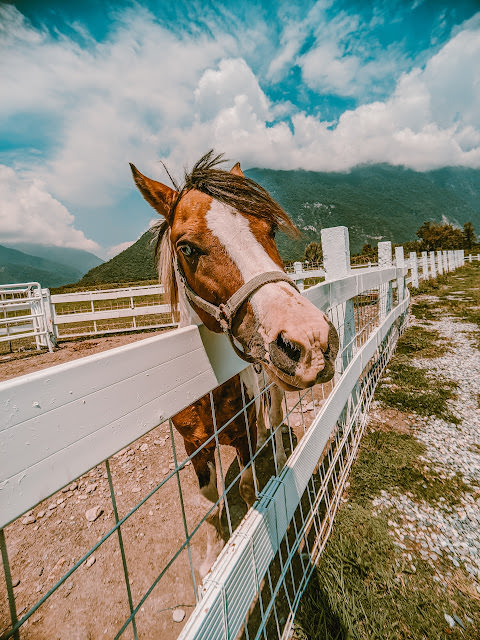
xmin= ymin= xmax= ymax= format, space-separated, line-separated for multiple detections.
xmin=0 ymin=233 xmax=470 ymax=639
xmin=0 ymin=283 xmax=54 ymax=352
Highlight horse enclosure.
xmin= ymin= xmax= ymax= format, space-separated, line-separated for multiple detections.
xmin=0 ymin=229 xmax=468 ymax=639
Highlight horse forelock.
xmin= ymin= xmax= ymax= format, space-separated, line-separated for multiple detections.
xmin=167 ymin=150 xmax=299 ymax=238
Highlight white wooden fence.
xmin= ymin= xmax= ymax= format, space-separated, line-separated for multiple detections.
xmin=1 ymin=249 xmax=474 ymax=349
xmin=0 ymin=233 xmax=473 ymax=640
xmin=49 ymin=284 xmax=176 ymax=339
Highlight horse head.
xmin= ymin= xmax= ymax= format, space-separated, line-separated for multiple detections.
xmin=130 ymin=151 xmax=338 ymax=391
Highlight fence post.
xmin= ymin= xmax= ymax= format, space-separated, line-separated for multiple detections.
xmin=469 ymin=253 xmax=473 ymax=263
xmin=443 ymin=250 xmax=449 ymax=272
xmin=378 ymin=241 xmax=393 ymax=321
xmin=429 ymin=250 xmax=437 ymax=279
xmin=395 ymin=246 xmax=406 ymax=301
xmin=293 ymin=261 xmax=304 ymax=291
xmin=460 ymin=249 xmax=465 ymax=266
xmin=436 ymin=250 xmax=443 ymax=276
xmin=321 ymin=226 xmax=355 ymax=372
xmin=421 ymin=251 xmax=429 ymax=281
xmin=409 ymin=252 xmax=419 ymax=288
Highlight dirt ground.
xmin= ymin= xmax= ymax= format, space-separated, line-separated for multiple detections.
xmin=0 ymin=332 xmax=324 ymax=639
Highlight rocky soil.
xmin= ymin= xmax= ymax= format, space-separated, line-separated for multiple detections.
xmin=370 ymin=310 xmax=480 ymax=632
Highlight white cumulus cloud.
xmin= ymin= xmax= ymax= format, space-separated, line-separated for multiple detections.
xmin=0 ymin=2 xmax=480 ymax=242
xmin=0 ymin=165 xmax=100 ymax=252
xmin=106 ymin=240 xmax=135 ymax=258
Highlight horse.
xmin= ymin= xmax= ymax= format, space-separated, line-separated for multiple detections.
xmin=130 ymin=150 xmax=339 ymax=578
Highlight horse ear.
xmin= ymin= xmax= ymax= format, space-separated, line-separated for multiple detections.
xmin=129 ymin=163 xmax=177 ymax=220
xmin=230 ymin=162 xmax=244 ymax=177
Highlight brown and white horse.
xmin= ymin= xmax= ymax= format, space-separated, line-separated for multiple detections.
xmin=130 ymin=151 xmax=338 ymax=577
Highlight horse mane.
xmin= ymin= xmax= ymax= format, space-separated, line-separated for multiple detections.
xmin=150 ymin=149 xmax=300 ymax=314
xmin=171 ymin=150 xmax=299 ymax=238
xmin=151 ymin=219 xmax=179 ymax=318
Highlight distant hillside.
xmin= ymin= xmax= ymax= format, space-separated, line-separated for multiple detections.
xmin=246 ymin=164 xmax=480 ymax=257
xmin=5 ymin=243 xmax=103 ymax=274
xmin=0 ymin=245 xmax=87 ymax=287
xmin=77 ymin=164 xmax=480 ymax=284
xmin=78 ymin=231 xmax=157 ymax=285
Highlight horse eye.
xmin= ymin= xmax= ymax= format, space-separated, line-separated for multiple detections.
xmin=179 ymin=244 xmax=193 ymax=257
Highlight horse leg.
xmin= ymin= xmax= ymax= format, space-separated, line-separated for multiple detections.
xmin=269 ymin=384 xmax=287 ymax=472
xmin=236 ymin=438 xmax=256 ymax=509
xmin=185 ymin=441 xmax=225 ymax=579
xmin=240 ymin=367 xmax=268 ymax=449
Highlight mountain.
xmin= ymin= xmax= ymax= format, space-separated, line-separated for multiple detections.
xmin=76 ymin=164 xmax=480 ymax=285
xmin=78 ymin=230 xmax=157 ymax=285
xmin=4 ymin=243 xmax=103 ymax=274
xmin=0 ymin=245 xmax=87 ymax=287
xmin=245 ymin=164 xmax=480 ymax=257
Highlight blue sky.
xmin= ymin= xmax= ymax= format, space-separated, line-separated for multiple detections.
xmin=1 ymin=1 xmax=480 ymax=258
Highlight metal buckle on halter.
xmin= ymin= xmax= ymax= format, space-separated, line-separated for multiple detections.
xmin=217 ymin=303 xmax=231 ymax=332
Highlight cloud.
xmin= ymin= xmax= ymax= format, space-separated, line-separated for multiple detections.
xmin=106 ymin=240 xmax=135 ymax=258
xmin=299 ymin=42 xmax=360 ymax=96
xmin=0 ymin=165 xmax=101 ymax=251
xmin=1 ymin=1 xmax=480 ymax=244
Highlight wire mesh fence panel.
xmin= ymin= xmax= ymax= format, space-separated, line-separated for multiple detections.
xmin=3 ymin=234 xmax=464 ymax=640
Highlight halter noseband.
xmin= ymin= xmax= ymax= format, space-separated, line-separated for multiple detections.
xmin=176 ymin=259 xmax=300 ymax=364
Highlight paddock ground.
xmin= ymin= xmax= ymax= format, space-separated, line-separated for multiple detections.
xmin=1 ymin=329 xmax=330 ymax=639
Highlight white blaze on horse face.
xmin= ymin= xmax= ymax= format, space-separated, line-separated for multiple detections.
xmin=206 ymin=201 xmax=286 ymax=336
xmin=206 ymin=201 xmax=282 ymax=281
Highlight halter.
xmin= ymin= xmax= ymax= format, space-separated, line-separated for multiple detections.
xmin=176 ymin=259 xmax=300 ymax=364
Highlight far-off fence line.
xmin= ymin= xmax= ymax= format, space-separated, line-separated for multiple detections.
xmin=0 ymin=227 xmax=469 ymax=640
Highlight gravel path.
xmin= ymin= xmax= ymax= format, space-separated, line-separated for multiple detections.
xmin=371 ymin=310 xmax=480 ymax=605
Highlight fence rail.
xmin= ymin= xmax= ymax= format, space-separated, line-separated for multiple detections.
xmin=0 ymin=232 xmax=472 ymax=640
xmin=49 ymin=284 xmax=176 ymax=339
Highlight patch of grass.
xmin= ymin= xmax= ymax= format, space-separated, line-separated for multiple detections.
xmin=295 ymin=505 xmax=480 ymax=640
xmin=395 ymin=325 xmax=449 ymax=358
xmin=376 ymin=357 xmax=459 ymax=423
xmin=410 ymin=299 xmax=438 ymax=321
xmin=411 ymin=274 xmax=448 ymax=296
xmin=348 ymin=429 xmax=469 ymax=507
xmin=295 ymin=265 xmax=480 ymax=640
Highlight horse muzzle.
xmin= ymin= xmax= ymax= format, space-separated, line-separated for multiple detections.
xmin=263 ymin=320 xmax=339 ymax=390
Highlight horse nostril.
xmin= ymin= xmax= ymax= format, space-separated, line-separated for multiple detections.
xmin=276 ymin=332 xmax=302 ymax=363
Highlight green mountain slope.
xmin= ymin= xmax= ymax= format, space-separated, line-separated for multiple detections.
xmin=78 ymin=230 xmax=157 ymax=285
xmin=0 ymin=245 xmax=85 ymax=287
xmin=78 ymin=164 xmax=480 ymax=284
xmin=246 ymin=164 xmax=480 ymax=257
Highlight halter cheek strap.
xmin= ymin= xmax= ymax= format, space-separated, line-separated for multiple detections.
xmin=176 ymin=260 xmax=300 ymax=363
